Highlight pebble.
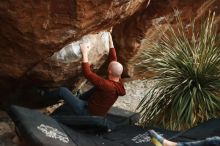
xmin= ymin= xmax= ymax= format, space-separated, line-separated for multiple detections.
xmin=0 ymin=111 xmax=20 ymax=146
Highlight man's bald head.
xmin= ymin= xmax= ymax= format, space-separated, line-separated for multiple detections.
xmin=108 ymin=61 xmax=123 ymax=77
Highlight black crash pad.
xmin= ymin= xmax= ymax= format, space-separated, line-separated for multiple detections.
xmin=8 ymin=105 xmax=220 ymax=146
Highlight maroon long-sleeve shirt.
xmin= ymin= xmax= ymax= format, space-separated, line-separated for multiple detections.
xmin=82 ymin=48 xmax=126 ymax=116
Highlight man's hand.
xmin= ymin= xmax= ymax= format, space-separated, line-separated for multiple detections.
xmin=80 ymin=43 xmax=90 ymax=62
xmin=108 ymin=32 xmax=114 ymax=48
xmin=80 ymin=43 xmax=90 ymax=55
xmin=109 ymin=27 xmax=113 ymax=33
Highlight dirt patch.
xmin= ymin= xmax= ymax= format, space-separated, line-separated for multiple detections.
xmin=113 ymin=79 xmax=153 ymax=112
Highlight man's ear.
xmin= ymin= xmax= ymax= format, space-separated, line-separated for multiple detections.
xmin=108 ymin=68 xmax=112 ymax=74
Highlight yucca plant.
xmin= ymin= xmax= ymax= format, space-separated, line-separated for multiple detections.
xmin=137 ymin=13 xmax=220 ymax=131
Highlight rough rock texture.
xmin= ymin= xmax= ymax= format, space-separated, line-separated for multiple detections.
xmin=0 ymin=0 xmax=148 ymax=108
xmin=28 ymin=32 xmax=111 ymax=87
xmin=113 ymin=0 xmax=220 ymax=77
xmin=0 ymin=0 xmax=220 ymax=108
xmin=0 ymin=111 xmax=19 ymax=146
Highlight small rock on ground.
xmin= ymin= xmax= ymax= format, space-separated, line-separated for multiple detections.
xmin=0 ymin=111 xmax=21 ymax=146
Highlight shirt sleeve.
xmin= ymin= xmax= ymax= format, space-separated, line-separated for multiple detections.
xmin=82 ymin=62 xmax=115 ymax=91
xmin=109 ymin=48 xmax=117 ymax=62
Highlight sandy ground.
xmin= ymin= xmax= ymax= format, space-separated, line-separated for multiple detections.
xmin=113 ymin=79 xmax=149 ymax=112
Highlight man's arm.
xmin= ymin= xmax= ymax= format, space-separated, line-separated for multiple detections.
xmin=80 ymin=43 xmax=89 ymax=63
xmin=108 ymin=32 xmax=117 ymax=62
xmin=81 ymin=63 xmax=115 ymax=91
xmin=80 ymin=43 xmax=115 ymax=91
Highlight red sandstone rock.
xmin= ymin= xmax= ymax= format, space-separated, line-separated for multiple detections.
xmin=0 ymin=0 xmax=148 ymax=107
xmin=113 ymin=0 xmax=220 ymax=77
xmin=0 ymin=0 xmax=219 ymax=107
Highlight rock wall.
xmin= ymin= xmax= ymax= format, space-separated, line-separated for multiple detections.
xmin=0 ymin=0 xmax=220 ymax=108
xmin=0 ymin=0 xmax=148 ymax=108
xmin=28 ymin=32 xmax=111 ymax=87
xmin=113 ymin=0 xmax=220 ymax=76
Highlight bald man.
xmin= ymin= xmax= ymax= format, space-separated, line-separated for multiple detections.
xmin=40 ymin=32 xmax=126 ymax=117
xmin=79 ymin=33 xmax=126 ymax=116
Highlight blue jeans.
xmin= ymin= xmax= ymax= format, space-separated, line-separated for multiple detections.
xmin=44 ymin=87 xmax=95 ymax=116
xmin=177 ymin=136 xmax=220 ymax=146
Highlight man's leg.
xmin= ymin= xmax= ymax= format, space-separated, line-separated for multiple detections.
xmin=176 ymin=136 xmax=220 ymax=146
xmin=148 ymin=130 xmax=220 ymax=146
xmin=44 ymin=87 xmax=88 ymax=115
xmin=79 ymin=87 xmax=96 ymax=101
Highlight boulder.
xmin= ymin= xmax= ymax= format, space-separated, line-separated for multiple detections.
xmin=0 ymin=0 xmax=220 ymax=108
xmin=0 ymin=0 xmax=148 ymax=108
xmin=113 ymin=0 xmax=220 ymax=76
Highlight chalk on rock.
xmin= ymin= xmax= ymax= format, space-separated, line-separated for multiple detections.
xmin=51 ymin=31 xmax=110 ymax=63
